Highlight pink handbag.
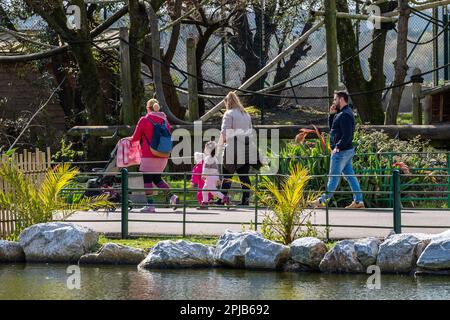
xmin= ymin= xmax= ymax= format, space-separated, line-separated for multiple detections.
xmin=116 ymin=138 xmax=141 ymax=168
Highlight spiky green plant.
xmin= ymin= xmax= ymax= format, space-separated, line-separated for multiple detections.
xmin=231 ymin=164 xmax=320 ymax=245
xmin=0 ymin=162 xmax=114 ymax=240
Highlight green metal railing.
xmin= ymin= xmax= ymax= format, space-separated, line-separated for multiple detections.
xmin=55 ymin=151 xmax=450 ymax=240
xmin=96 ymin=169 xmax=448 ymax=240
xmin=277 ymin=151 xmax=450 ymax=208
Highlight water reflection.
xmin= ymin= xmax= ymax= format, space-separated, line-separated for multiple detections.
xmin=0 ymin=264 xmax=450 ymax=300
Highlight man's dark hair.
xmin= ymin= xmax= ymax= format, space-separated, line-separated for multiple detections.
xmin=334 ymin=90 xmax=349 ymax=103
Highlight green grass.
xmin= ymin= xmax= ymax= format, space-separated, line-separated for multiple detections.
xmin=97 ymin=235 xmax=219 ymax=252
xmin=97 ymin=235 xmax=336 ymax=253
xmin=325 ymin=241 xmax=336 ymax=251
xmin=397 ymin=112 xmax=412 ymax=125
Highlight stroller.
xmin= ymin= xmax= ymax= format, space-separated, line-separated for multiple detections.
xmin=83 ymin=145 xmax=133 ymax=211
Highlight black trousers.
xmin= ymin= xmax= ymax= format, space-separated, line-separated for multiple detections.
xmin=221 ymin=163 xmax=251 ymax=203
xmin=143 ymin=174 xmax=164 ymax=185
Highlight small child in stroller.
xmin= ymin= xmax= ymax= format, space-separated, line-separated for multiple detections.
xmin=83 ymin=145 xmax=132 ymax=211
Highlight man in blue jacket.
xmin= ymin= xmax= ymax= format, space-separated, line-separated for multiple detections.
xmin=311 ymin=91 xmax=364 ymax=209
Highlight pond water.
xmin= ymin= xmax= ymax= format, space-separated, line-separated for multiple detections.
xmin=1 ymin=264 xmax=450 ymax=300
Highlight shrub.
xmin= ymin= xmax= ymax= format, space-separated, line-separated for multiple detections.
xmin=273 ymin=127 xmax=447 ymax=208
xmin=0 ymin=161 xmax=114 ymax=240
xmin=52 ymin=137 xmax=85 ymax=163
xmin=234 ymin=164 xmax=320 ymax=245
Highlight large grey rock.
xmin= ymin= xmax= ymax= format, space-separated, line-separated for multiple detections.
xmin=319 ymin=240 xmax=364 ymax=273
xmin=138 ymin=240 xmax=215 ymax=269
xmin=0 ymin=240 xmax=25 ymax=263
xmin=79 ymin=243 xmax=146 ymax=265
xmin=354 ymin=237 xmax=381 ymax=268
xmin=377 ymin=233 xmax=433 ymax=273
xmin=289 ymin=237 xmax=327 ymax=270
xmin=214 ymin=230 xmax=289 ymax=269
xmin=18 ymin=222 xmax=98 ymax=263
xmin=417 ymin=230 xmax=450 ymax=271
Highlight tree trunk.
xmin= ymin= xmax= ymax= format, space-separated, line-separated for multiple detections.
xmin=50 ymin=54 xmax=76 ymax=124
xmin=336 ymin=0 xmax=388 ymax=124
xmin=142 ymin=38 xmax=185 ymax=119
xmin=229 ymin=16 xmax=265 ymax=106
xmin=162 ymin=0 xmax=184 ymax=119
xmin=141 ymin=0 xmax=184 ymax=119
xmin=46 ymin=28 xmax=78 ymax=127
xmin=70 ymin=42 xmax=107 ymax=125
xmin=128 ymin=0 xmax=149 ymax=123
xmin=366 ymin=28 xmax=389 ymax=125
xmin=229 ymin=5 xmax=273 ymax=107
xmin=24 ymin=0 xmax=107 ymax=125
xmin=161 ymin=63 xmax=185 ymax=119
xmin=384 ymin=0 xmax=410 ymax=125
xmin=196 ymin=27 xmax=219 ymax=116
xmin=263 ymin=17 xmax=314 ymax=107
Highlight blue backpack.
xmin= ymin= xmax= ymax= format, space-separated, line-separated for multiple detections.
xmin=144 ymin=117 xmax=173 ymax=157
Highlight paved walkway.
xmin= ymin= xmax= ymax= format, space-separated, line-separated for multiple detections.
xmin=65 ymin=207 xmax=450 ymax=240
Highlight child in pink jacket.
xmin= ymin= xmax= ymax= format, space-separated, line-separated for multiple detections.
xmin=191 ymin=152 xmax=213 ymax=205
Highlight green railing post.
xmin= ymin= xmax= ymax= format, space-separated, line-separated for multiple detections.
xmin=388 ymin=152 xmax=394 ymax=208
xmin=393 ymin=170 xmax=402 ymax=234
xmin=121 ymin=168 xmax=129 ymax=239
xmin=325 ymin=190 xmax=330 ymax=241
xmin=447 ymin=152 xmax=450 ymax=209
xmin=183 ymin=173 xmax=187 ymax=238
xmin=254 ymin=173 xmax=259 ymax=231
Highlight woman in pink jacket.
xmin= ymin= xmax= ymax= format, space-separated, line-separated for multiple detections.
xmin=130 ymin=99 xmax=178 ymax=213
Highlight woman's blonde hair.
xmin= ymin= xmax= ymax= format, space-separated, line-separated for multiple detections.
xmin=146 ymin=98 xmax=160 ymax=112
xmin=224 ymin=92 xmax=247 ymax=114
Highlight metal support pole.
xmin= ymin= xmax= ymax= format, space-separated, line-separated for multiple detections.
xmin=325 ymin=0 xmax=339 ymax=105
xmin=121 ymin=168 xmax=129 ymax=239
xmin=187 ymin=37 xmax=199 ymax=122
xmin=259 ymin=0 xmax=265 ymax=124
xmin=433 ymin=7 xmax=440 ymax=86
xmin=393 ymin=170 xmax=402 ymax=234
xmin=388 ymin=153 xmax=394 ymax=208
xmin=411 ymin=68 xmax=423 ymax=125
xmin=221 ymin=0 xmax=226 ymax=84
xmin=444 ymin=8 xmax=449 ymax=81
xmin=119 ymin=28 xmax=133 ymax=125
xmin=183 ymin=173 xmax=187 ymax=237
xmin=447 ymin=152 xmax=450 ymax=209
xmin=254 ymin=173 xmax=259 ymax=231
xmin=325 ymin=191 xmax=330 ymax=241
xmin=222 ymin=38 xmax=226 ymax=84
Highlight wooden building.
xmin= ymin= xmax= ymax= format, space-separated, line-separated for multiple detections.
xmin=421 ymin=83 xmax=450 ymax=124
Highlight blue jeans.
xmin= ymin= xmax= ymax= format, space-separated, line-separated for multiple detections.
xmin=320 ymin=148 xmax=363 ymax=203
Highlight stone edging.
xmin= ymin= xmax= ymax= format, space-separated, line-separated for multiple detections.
xmin=1 ymin=224 xmax=449 ymax=276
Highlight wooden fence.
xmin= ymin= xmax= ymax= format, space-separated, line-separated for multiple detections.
xmin=0 ymin=148 xmax=51 ymax=239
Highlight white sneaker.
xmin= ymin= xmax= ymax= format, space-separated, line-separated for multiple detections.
xmin=345 ymin=201 xmax=365 ymax=209
xmin=170 ymin=195 xmax=179 ymax=210
xmin=308 ymin=198 xmax=325 ymax=209
xmin=137 ymin=205 xmax=156 ymax=213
